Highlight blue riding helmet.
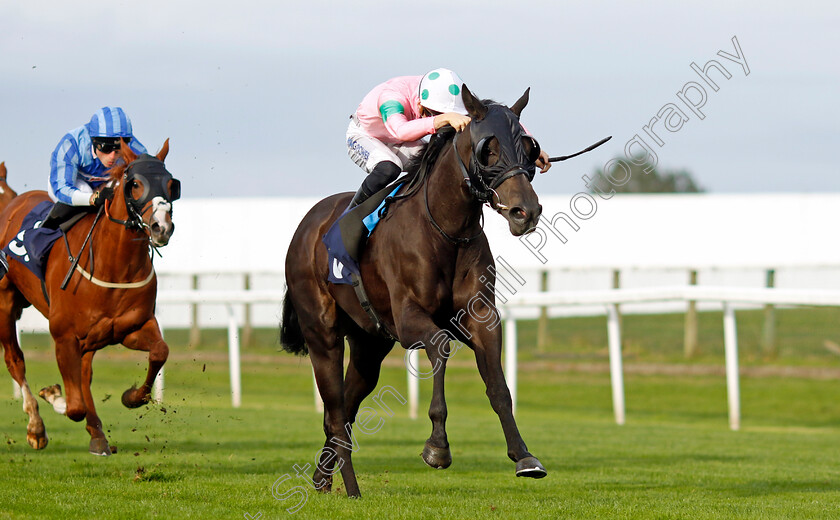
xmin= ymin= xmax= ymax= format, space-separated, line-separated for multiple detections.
xmin=85 ymin=106 xmax=134 ymax=138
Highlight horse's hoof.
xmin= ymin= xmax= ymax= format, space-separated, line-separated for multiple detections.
xmin=312 ymin=472 xmax=332 ymax=493
xmin=121 ymin=386 xmax=149 ymax=409
xmin=421 ymin=441 xmax=452 ymax=469
xmin=89 ymin=438 xmax=112 ymax=456
xmin=515 ymin=456 xmax=547 ymax=478
xmin=26 ymin=432 xmax=48 ymax=450
xmin=38 ymin=384 xmax=62 ymax=401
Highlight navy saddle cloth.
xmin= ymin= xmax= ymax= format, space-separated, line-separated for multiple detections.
xmin=3 ymin=201 xmax=64 ymax=281
xmin=323 ymin=181 xmax=403 ymax=285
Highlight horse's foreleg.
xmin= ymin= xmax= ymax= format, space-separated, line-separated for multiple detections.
xmin=53 ymin=338 xmax=86 ymax=422
xmin=80 ymin=350 xmax=110 ymax=456
xmin=396 ymin=307 xmax=453 ymax=469
xmin=422 ymin=344 xmax=451 ymax=469
xmin=466 ymin=319 xmax=546 ymax=478
xmin=343 ymin=333 xmax=394 ymax=421
xmin=120 ymin=319 xmax=169 ymax=408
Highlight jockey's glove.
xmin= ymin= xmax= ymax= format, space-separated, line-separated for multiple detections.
xmin=91 ymin=186 xmax=115 ymax=207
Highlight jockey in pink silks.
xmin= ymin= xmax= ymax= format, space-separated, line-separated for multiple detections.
xmin=345 ymin=68 xmax=551 ymax=208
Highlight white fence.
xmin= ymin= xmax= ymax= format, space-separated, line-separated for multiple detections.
xmin=149 ymin=284 xmax=840 ymax=431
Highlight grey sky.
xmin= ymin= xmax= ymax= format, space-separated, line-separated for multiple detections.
xmin=0 ymin=1 xmax=837 ymax=198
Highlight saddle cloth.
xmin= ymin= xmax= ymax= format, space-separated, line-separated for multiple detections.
xmin=323 ymin=182 xmax=403 ymax=285
xmin=3 ymin=201 xmax=63 ymax=281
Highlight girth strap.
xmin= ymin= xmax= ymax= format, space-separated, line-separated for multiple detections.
xmin=74 ymin=264 xmax=155 ymax=289
xmin=351 ymin=273 xmax=396 ymax=341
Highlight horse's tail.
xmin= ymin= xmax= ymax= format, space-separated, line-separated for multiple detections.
xmin=279 ymin=288 xmax=308 ymax=356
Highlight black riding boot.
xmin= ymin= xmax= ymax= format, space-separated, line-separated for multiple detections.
xmin=347 ymin=161 xmax=401 ymax=210
xmin=41 ymin=202 xmax=80 ymax=230
xmin=349 ymin=185 xmax=372 ymax=208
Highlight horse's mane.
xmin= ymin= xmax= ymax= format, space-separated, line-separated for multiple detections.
xmin=107 ymin=162 xmax=129 ymax=181
xmin=399 ymin=99 xmax=499 ymax=195
xmin=403 ymin=127 xmax=456 ymax=181
xmin=106 ymin=138 xmax=169 ymax=181
xmin=107 ymin=142 xmax=139 ymax=181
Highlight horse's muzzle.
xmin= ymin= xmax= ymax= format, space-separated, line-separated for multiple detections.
xmin=506 ymin=203 xmax=542 ymax=236
xmin=150 ymin=221 xmax=174 ymax=247
xmin=148 ymin=198 xmax=175 ymax=247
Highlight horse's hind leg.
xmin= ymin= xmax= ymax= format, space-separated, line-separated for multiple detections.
xmin=80 ymin=351 xmax=111 ymax=456
xmin=308 ymin=333 xmax=363 ymax=498
xmin=120 ymin=319 xmax=169 ymax=408
xmin=0 ymin=296 xmax=47 ymax=449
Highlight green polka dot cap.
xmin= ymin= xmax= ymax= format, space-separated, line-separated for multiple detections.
xmin=419 ymin=68 xmax=468 ymax=115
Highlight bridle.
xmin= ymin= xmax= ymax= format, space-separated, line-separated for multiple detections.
xmin=452 ymin=104 xmax=539 ymax=210
xmin=105 ymin=155 xmax=180 ymax=240
xmin=59 ymin=154 xmax=179 ymax=291
xmin=425 ymin=106 xmax=539 ymax=245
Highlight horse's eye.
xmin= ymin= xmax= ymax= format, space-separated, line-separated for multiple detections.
xmin=131 ymin=181 xmax=140 ymax=189
xmin=476 ymin=137 xmax=497 ymax=167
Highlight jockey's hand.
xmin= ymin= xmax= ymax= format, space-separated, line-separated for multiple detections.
xmin=90 ymin=186 xmax=115 ymax=207
xmin=536 ymin=150 xmax=551 ymax=173
xmin=434 ymin=112 xmax=471 ymax=132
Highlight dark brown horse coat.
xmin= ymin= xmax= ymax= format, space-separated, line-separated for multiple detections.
xmin=282 ymin=86 xmax=547 ymax=497
xmin=0 ymin=141 xmax=177 ymax=455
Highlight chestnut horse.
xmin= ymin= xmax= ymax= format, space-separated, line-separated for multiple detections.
xmin=0 ymin=141 xmax=179 ymax=455
xmin=0 ymin=162 xmax=19 ymax=208
xmin=281 ymin=86 xmax=547 ymax=497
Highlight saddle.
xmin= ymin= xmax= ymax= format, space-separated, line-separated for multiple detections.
xmin=4 ymin=201 xmax=102 ymax=305
xmin=322 ymin=180 xmax=404 ymax=285
xmin=322 ymin=180 xmax=405 ymax=339
xmin=4 ymin=201 xmax=65 ymax=282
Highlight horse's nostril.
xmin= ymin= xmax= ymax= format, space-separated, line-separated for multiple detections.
xmin=151 ymin=222 xmax=161 ymax=234
xmin=511 ymin=207 xmax=527 ymax=222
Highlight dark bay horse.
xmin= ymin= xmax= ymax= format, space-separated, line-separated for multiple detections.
xmin=0 ymin=141 xmax=179 ymax=455
xmin=281 ymin=86 xmax=547 ymax=497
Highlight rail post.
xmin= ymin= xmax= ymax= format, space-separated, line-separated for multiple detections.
xmin=684 ymin=270 xmax=699 ymax=358
xmin=536 ymin=270 xmax=550 ymax=353
xmin=189 ymin=274 xmax=201 ymax=348
xmin=762 ymin=269 xmax=777 ymax=359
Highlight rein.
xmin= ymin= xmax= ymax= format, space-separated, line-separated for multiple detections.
xmin=423 ymin=173 xmax=484 ymax=246
xmin=60 ymin=183 xmax=160 ymax=290
xmin=104 ymin=197 xmax=145 ymax=232
xmin=60 ymin=206 xmax=105 ymax=290
xmin=104 ymin=193 xmax=164 ymax=258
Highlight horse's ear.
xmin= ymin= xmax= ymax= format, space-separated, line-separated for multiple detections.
xmin=156 ymin=138 xmax=170 ymax=161
xmin=0 ymin=162 xmax=5 ymax=177
xmin=120 ymin=139 xmax=138 ymax=164
xmin=510 ymin=87 xmax=530 ymax=117
xmin=462 ymin=84 xmax=488 ymax=120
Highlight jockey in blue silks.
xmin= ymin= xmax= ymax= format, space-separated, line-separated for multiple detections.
xmin=43 ymin=106 xmax=147 ymax=229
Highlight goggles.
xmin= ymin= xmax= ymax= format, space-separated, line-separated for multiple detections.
xmin=94 ymin=137 xmax=131 ymax=154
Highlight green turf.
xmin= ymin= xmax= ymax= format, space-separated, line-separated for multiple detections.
xmin=2 ymin=311 xmax=840 ymax=519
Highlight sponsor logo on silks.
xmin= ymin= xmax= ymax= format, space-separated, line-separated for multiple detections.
xmin=332 ymin=258 xmax=345 ymax=280
xmin=347 ymin=137 xmax=370 ymax=162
